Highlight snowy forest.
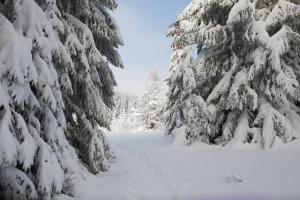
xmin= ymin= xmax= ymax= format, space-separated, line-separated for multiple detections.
xmin=109 ymin=70 xmax=167 ymax=132
xmin=0 ymin=0 xmax=300 ymax=199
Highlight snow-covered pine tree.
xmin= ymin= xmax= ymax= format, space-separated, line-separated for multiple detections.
xmin=141 ymin=70 xmax=166 ymax=130
xmin=0 ymin=0 xmax=81 ymax=198
xmin=49 ymin=0 xmax=122 ymax=172
xmin=167 ymin=0 xmax=300 ymax=149
xmin=166 ymin=2 xmax=216 ymax=144
xmin=0 ymin=0 xmax=122 ymax=198
xmin=165 ymin=47 xmax=192 ymax=136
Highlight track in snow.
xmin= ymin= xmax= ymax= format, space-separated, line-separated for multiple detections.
xmin=116 ymin=143 xmax=179 ymax=200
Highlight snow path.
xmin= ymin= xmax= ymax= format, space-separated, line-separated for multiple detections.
xmin=116 ymin=144 xmax=178 ymax=200
xmin=75 ymin=132 xmax=300 ymax=200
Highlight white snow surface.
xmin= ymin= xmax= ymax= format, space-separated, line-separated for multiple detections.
xmin=74 ymin=131 xmax=300 ymax=200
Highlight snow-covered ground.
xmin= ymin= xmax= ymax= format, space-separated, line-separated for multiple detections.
xmin=75 ymin=131 xmax=300 ymax=200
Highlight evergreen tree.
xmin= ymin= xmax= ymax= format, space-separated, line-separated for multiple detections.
xmin=141 ymin=70 xmax=166 ymax=130
xmin=0 ymin=0 xmax=122 ymax=198
xmin=53 ymin=0 xmax=123 ymax=173
xmin=167 ymin=0 xmax=300 ymax=148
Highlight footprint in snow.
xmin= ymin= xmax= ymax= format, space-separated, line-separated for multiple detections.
xmin=224 ymin=174 xmax=243 ymax=183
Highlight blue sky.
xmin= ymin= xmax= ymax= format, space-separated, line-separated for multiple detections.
xmin=112 ymin=0 xmax=190 ymax=95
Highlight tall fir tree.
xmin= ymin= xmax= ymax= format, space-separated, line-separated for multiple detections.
xmin=141 ymin=70 xmax=166 ymax=130
xmin=167 ymin=0 xmax=300 ymax=148
xmin=54 ymin=0 xmax=123 ymax=173
xmin=0 ymin=0 xmax=122 ymax=199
